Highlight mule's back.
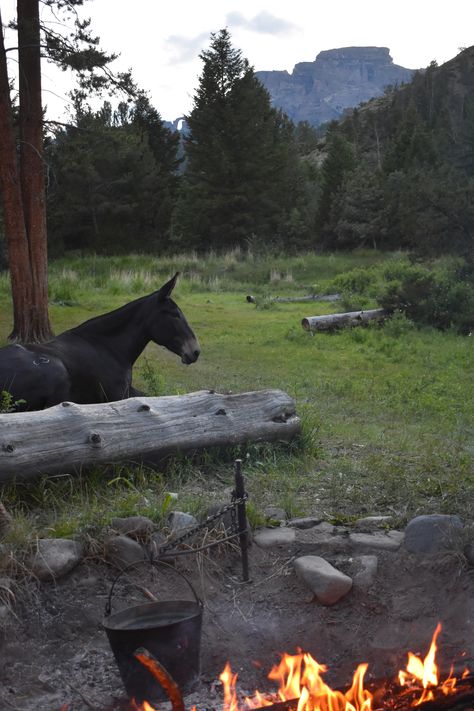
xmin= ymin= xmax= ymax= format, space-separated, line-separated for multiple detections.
xmin=0 ymin=344 xmax=70 ymax=410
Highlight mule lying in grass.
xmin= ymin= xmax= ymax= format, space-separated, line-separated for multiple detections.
xmin=0 ymin=273 xmax=200 ymax=411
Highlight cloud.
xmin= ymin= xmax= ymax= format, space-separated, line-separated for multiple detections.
xmin=165 ymin=31 xmax=210 ymax=64
xmin=226 ymin=10 xmax=299 ymax=35
xmin=164 ymin=11 xmax=299 ymax=65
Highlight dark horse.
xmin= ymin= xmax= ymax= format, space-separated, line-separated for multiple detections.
xmin=0 ymin=273 xmax=200 ymax=411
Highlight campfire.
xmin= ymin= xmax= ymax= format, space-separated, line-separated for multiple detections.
xmin=126 ymin=623 xmax=473 ymax=711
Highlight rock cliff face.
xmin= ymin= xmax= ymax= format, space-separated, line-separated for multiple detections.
xmin=256 ymin=46 xmax=415 ymax=126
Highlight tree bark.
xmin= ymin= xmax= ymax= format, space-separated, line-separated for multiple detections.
xmin=0 ymin=7 xmax=34 ymax=336
xmin=0 ymin=1 xmax=52 ymax=343
xmin=302 ymin=308 xmax=389 ymax=332
xmin=0 ymin=389 xmax=300 ymax=482
xmin=15 ymin=0 xmax=52 ymax=342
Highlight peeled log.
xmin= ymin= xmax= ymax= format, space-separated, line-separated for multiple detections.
xmin=302 ymin=308 xmax=389 ymax=332
xmin=0 ymin=390 xmax=300 ymax=482
xmin=246 ymin=293 xmax=340 ymax=304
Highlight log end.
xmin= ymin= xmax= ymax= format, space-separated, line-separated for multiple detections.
xmin=301 ymin=318 xmax=311 ymax=331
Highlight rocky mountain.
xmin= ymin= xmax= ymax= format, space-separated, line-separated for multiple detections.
xmin=256 ymin=46 xmax=415 ymax=126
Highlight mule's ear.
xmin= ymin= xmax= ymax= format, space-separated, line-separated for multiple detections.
xmin=157 ymin=272 xmax=179 ymax=300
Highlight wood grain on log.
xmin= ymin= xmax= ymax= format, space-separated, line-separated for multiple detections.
xmin=0 ymin=390 xmax=300 ymax=482
xmin=302 ymin=308 xmax=388 ymax=332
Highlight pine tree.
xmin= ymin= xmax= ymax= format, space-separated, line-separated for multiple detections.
xmin=174 ymin=29 xmax=303 ymax=251
xmin=47 ymin=97 xmax=180 ymax=253
xmin=330 ymin=164 xmax=384 ymax=249
xmin=382 ymin=101 xmax=437 ymax=174
xmin=317 ymin=132 xmax=355 ymax=233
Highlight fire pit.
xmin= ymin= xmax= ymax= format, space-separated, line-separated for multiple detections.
xmin=125 ymin=623 xmax=473 ymax=711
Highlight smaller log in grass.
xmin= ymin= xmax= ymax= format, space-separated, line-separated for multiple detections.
xmin=246 ymin=293 xmax=341 ymax=304
xmin=302 ymin=308 xmax=389 ymax=332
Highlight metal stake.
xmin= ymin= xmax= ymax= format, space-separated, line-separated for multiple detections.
xmin=234 ymin=458 xmax=250 ymax=582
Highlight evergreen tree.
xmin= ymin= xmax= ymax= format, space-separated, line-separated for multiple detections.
xmin=294 ymin=121 xmax=320 ymax=155
xmin=382 ymin=101 xmax=437 ymax=174
xmin=330 ymin=164 xmax=384 ymax=249
xmin=174 ymin=29 xmax=304 ymax=250
xmin=47 ymin=97 xmax=180 ymax=253
xmin=126 ymin=94 xmax=181 ymax=244
xmin=317 ymin=131 xmax=355 ymax=234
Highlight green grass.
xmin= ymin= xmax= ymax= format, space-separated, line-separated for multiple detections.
xmin=0 ymin=249 xmax=473 ymax=549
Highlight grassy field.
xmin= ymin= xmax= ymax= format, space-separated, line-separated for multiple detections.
xmin=0 ymin=249 xmax=473 ymax=547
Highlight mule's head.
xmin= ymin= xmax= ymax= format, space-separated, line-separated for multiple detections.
xmin=152 ymin=273 xmax=200 ymax=365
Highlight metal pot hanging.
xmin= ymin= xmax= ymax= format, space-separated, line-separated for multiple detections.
xmin=103 ymin=560 xmax=203 ymax=705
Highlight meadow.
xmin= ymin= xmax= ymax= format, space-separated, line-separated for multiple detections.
xmin=0 ymin=249 xmax=473 ymax=548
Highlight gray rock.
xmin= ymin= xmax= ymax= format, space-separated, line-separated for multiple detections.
xmin=354 ymin=515 xmax=393 ymax=532
xmin=313 ymin=521 xmax=336 ymax=534
xmin=404 ymin=514 xmax=463 ymax=555
xmin=349 ymin=532 xmax=402 ymax=552
xmin=202 ymin=503 xmax=234 ymax=533
xmin=105 ymin=534 xmax=146 ymax=570
xmin=294 ymin=555 xmax=352 ymax=605
xmin=30 ymin=538 xmax=84 ymax=581
xmin=288 ymin=517 xmax=323 ymax=529
xmin=168 ymin=511 xmax=199 ymax=540
xmin=254 ymin=527 xmax=296 ymax=549
xmin=264 ymin=506 xmax=287 ymax=522
xmin=295 ymin=528 xmax=351 ymax=555
xmin=111 ymin=515 xmax=155 ymax=540
xmin=352 ymin=555 xmax=378 ymax=591
xmin=387 ymin=530 xmax=405 ymax=543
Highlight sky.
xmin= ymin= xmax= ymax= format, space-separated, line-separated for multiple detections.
xmin=3 ymin=0 xmax=474 ymax=123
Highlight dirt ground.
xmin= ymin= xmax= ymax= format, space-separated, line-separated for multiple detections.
xmin=1 ymin=542 xmax=474 ymax=711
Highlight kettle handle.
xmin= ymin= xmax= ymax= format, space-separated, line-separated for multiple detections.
xmin=104 ymin=558 xmax=202 ymax=617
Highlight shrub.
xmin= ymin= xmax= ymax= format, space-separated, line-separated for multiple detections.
xmin=377 ymin=261 xmax=474 ymax=333
xmin=331 ymin=267 xmax=378 ymax=296
xmin=383 ymin=311 xmax=416 ymax=338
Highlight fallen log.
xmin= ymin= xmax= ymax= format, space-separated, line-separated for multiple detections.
xmin=302 ymin=308 xmax=389 ymax=332
xmin=0 ymin=389 xmax=300 ymax=483
xmin=246 ymin=293 xmax=341 ymax=304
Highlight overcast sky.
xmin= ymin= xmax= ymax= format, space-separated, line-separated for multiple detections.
xmin=3 ymin=0 xmax=474 ymax=122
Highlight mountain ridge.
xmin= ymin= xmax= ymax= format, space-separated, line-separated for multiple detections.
xmin=255 ymin=46 xmax=416 ymax=126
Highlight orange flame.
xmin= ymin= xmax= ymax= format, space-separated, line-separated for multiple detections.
xmin=132 ymin=623 xmax=469 ymax=711
xmin=221 ymin=651 xmax=372 ymax=711
xmin=397 ymin=623 xmax=461 ymax=705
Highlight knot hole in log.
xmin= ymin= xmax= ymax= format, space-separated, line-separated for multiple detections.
xmin=137 ymin=404 xmax=151 ymax=412
xmin=89 ymin=433 xmax=102 ymax=446
xmin=272 ymin=410 xmax=294 ymax=423
xmin=215 ymin=408 xmax=227 ymax=416
xmin=2 ymin=443 xmax=15 ymax=453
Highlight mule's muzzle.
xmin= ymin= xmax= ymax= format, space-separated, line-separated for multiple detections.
xmin=181 ymin=345 xmax=200 ymax=365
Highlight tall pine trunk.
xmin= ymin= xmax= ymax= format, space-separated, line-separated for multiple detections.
xmin=0 ymin=1 xmax=52 ymax=343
